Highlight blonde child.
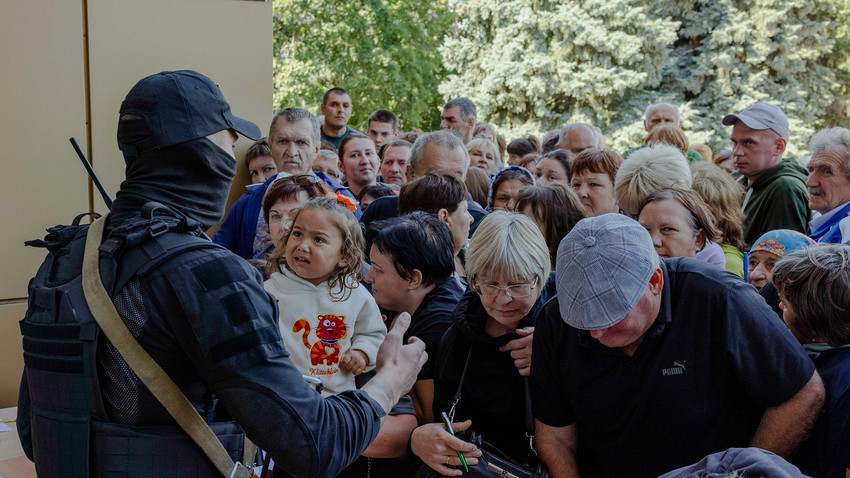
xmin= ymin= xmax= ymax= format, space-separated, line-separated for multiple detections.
xmin=264 ymin=195 xmax=386 ymax=395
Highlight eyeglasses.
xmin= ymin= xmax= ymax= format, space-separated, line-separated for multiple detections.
xmin=473 ymin=276 xmax=539 ymax=299
xmin=270 ymin=174 xmax=322 ymax=190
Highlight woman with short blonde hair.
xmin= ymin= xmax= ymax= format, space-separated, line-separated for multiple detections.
xmin=615 ymin=143 xmax=692 ymax=217
xmin=411 ymin=212 xmax=550 ymax=474
xmin=466 ymin=137 xmax=502 ymax=175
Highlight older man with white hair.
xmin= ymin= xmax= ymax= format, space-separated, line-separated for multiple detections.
xmin=806 ymin=126 xmax=850 ymax=244
xmin=558 ymin=123 xmax=604 ymax=156
xmin=624 ymin=101 xmax=703 ymax=163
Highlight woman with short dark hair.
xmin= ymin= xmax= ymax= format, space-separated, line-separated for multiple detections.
xmin=534 ymin=149 xmax=572 ymax=188
xmin=365 ymin=213 xmax=464 ymax=426
xmin=570 ymin=148 xmax=622 ymax=216
xmin=399 ymin=172 xmax=473 ymax=278
xmin=772 ymin=245 xmax=850 ymax=478
xmin=487 ymin=166 xmax=535 ymax=211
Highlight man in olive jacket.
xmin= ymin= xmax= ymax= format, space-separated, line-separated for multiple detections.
xmin=723 ymin=103 xmax=810 ymax=247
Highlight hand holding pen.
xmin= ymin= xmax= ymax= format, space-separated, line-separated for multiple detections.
xmin=410 ymin=418 xmax=482 ymax=477
xmin=442 ymin=412 xmax=469 ymax=472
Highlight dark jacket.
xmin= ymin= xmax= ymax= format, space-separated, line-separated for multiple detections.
xmin=432 ymin=291 xmax=543 ymax=463
xmin=738 ymin=158 xmax=810 ymax=247
xmin=214 ymin=172 xmax=357 ymax=259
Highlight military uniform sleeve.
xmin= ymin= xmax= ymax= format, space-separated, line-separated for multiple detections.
xmin=144 ymin=248 xmax=385 ymax=478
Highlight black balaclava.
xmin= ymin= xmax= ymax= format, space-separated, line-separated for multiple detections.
xmin=111 ymin=137 xmax=235 ymax=230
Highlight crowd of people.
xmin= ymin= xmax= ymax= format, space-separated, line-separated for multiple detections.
xmin=18 ymin=71 xmax=850 ymax=478
xmin=209 ymin=86 xmax=850 ymax=478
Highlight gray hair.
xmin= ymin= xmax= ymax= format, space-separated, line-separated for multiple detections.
xmin=466 ymin=211 xmax=551 ymax=299
xmin=809 ymin=127 xmax=850 ymax=180
xmin=386 ymin=139 xmax=413 ymax=150
xmin=316 ymin=149 xmax=339 ymax=161
xmin=644 ymin=102 xmax=681 ymax=123
xmin=409 ymin=129 xmax=469 ymax=177
xmin=772 ymin=245 xmax=850 ymax=346
xmin=270 ymin=107 xmax=320 ymax=146
xmin=444 ymin=97 xmax=477 ymax=122
xmin=558 ymin=123 xmax=605 ymax=149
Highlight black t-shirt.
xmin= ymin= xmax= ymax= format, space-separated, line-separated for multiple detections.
xmin=531 ymin=258 xmax=815 ymax=478
xmin=758 ymin=281 xmax=785 ymax=325
xmin=433 ymin=291 xmax=543 ymax=463
xmin=392 ymin=277 xmax=464 ymax=380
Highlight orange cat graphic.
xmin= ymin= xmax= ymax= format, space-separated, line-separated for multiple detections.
xmin=293 ymin=314 xmax=348 ymax=366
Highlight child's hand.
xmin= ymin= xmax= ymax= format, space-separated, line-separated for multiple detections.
xmin=340 ymin=349 xmax=369 ymax=375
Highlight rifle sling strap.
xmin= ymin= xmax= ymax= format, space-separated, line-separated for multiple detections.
xmin=82 ymin=216 xmax=256 ymax=478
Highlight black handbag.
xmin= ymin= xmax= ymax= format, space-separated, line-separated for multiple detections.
xmin=414 ymin=348 xmax=549 ymax=478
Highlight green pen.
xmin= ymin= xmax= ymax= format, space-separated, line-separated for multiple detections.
xmin=441 ymin=412 xmax=469 ymax=472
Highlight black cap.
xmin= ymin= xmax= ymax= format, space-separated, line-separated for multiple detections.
xmin=117 ymin=70 xmax=261 ymax=157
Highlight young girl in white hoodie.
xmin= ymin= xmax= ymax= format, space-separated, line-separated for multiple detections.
xmin=264 ymin=195 xmax=386 ymax=395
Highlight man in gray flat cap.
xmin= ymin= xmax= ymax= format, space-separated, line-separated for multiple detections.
xmin=723 ymin=102 xmax=810 ymax=247
xmin=530 ymin=213 xmax=824 ymax=478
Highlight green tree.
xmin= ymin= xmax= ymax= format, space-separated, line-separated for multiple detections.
xmin=440 ymin=0 xmax=842 ymax=156
xmin=822 ymin=0 xmax=850 ymax=126
xmin=273 ymin=0 xmax=454 ymax=131
xmin=439 ymin=0 xmax=680 ymax=149
xmin=662 ymin=0 xmax=838 ymax=156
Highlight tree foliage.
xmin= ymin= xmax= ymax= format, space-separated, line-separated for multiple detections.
xmin=823 ymin=0 xmax=850 ymax=125
xmin=273 ymin=0 xmax=454 ymax=131
xmin=440 ymin=0 xmax=843 ymax=156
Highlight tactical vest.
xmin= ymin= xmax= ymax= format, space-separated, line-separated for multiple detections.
xmin=20 ymin=204 xmax=247 ymax=477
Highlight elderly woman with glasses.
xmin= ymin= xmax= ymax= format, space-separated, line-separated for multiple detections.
xmin=410 ymin=211 xmax=551 ymax=475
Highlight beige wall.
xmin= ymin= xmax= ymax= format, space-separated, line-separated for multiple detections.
xmin=0 ymin=1 xmax=90 ymax=302
xmin=0 ymin=0 xmax=272 ymax=408
xmin=86 ymin=0 xmax=273 ymax=218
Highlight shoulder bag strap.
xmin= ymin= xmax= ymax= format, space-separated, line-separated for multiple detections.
xmin=82 ymin=216 xmax=256 ymax=478
xmin=523 ymin=377 xmax=538 ymax=456
xmin=447 ymin=347 xmax=473 ymax=422
xmin=450 ymin=346 xmax=539 ymax=457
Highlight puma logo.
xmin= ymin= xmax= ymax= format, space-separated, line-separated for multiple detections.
xmin=662 ymin=360 xmax=687 ymax=376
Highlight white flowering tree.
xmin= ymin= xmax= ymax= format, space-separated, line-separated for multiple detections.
xmin=440 ymin=0 xmax=843 ymax=156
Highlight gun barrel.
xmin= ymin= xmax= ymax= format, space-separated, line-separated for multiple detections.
xmin=70 ymin=137 xmax=113 ymax=210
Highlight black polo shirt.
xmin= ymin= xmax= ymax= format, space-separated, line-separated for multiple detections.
xmin=531 ymin=258 xmax=815 ymax=478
